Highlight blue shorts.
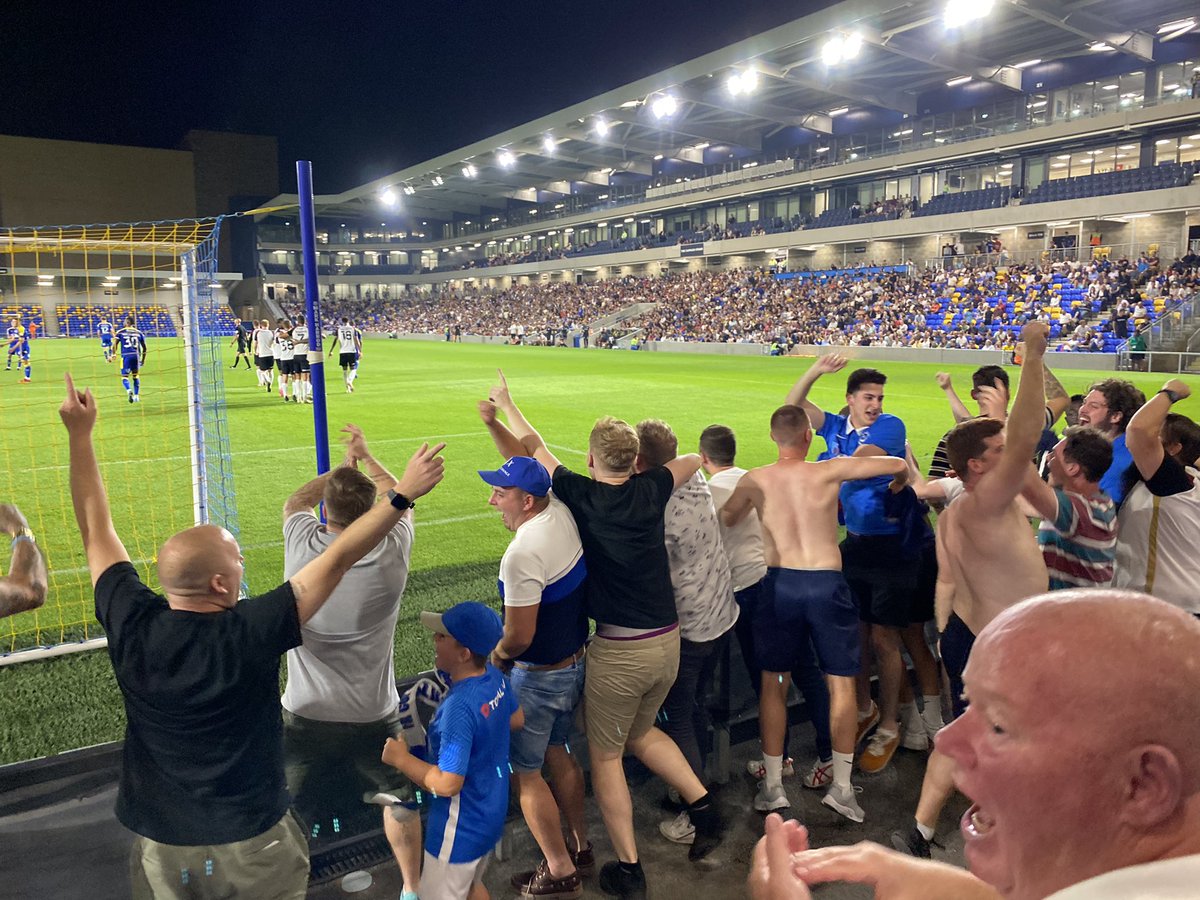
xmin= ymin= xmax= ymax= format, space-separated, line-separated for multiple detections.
xmin=940 ymin=613 xmax=976 ymax=720
xmin=508 ymin=658 xmax=585 ymax=773
xmin=101 ymin=335 xmax=113 ymax=346
xmin=755 ymin=568 xmax=860 ymax=677
xmin=120 ymin=354 xmax=140 ymax=376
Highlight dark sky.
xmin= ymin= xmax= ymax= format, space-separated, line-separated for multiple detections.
xmin=1 ymin=1 xmax=825 ymax=195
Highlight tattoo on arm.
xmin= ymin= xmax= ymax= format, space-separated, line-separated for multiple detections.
xmin=1043 ymin=364 xmax=1068 ymax=402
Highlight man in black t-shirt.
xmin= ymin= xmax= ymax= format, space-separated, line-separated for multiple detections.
xmin=59 ymin=373 xmax=445 ymax=900
xmin=483 ymin=371 xmax=725 ymax=898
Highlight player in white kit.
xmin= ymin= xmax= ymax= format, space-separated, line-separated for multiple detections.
xmin=291 ymin=314 xmax=312 ymax=403
xmin=273 ymin=321 xmax=297 ymax=403
xmin=327 ymin=318 xmax=361 ymax=393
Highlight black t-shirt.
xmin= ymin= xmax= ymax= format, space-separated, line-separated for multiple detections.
xmin=550 ymin=465 xmax=677 ymax=629
xmin=95 ymin=562 xmax=301 ymax=845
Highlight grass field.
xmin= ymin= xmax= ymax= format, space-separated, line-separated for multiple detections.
xmin=0 ymin=337 xmax=1192 ymax=765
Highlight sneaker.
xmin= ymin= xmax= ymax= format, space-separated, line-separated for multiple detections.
xmin=19 ymin=377 xmax=30 ymax=384
xmin=855 ymin=701 xmax=880 ymax=746
xmin=891 ymin=822 xmax=932 ymax=859
xmin=511 ymin=859 xmax=583 ymax=899
xmin=133 ymin=395 xmax=140 ymax=403
xmin=859 ymin=728 xmax=900 ymax=774
xmin=598 ymin=861 xmax=646 ymax=899
xmin=801 ymin=758 xmax=833 ymax=789
xmin=746 ymin=757 xmax=794 ymax=780
xmin=753 ymin=782 xmax=790 ymax=812
xmin=569 ymin=842 xmax=595 ymax=878
xmin=658 ymin=811 xmax=694 ymax=845
xmin=127 ymin=391 xmax=134 ymax=404
xmin=821 ymin=783 xmax=865 ymax=823
xmin=900 ymin=725 xmax=929 ymax=751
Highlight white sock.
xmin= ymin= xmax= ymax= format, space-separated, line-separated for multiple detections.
xmin=832 ymin=751 xmax=853 ymax=788
xmin=922 ymin=696 xmax=945 ymax=734
xmin=900 ymin=701 xmax=923 ymax=734
xmin=917 ymin=820 xmax=936 ymax=841
xmin=763 ymin=753 xmax=783 ymax=790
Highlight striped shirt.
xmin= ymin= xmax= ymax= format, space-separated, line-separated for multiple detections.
xmin=1037 ymin=487 xmax=1118 ymax=590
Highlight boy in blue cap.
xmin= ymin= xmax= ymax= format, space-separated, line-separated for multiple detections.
xmin=383 ymin=601 xmax=523 ymax=900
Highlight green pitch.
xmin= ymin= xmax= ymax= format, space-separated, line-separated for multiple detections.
xmin=0 ymin=338 xmax=1191 ymax=764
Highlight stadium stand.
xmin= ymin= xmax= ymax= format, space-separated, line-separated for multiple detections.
xmin=58 ymin=304 xmax=177 ymax=338
xmin=1 ymin=305 xmax=45 ymax=332
xmin=1023 ymin=162 xmax=1194 ymax=204
xmin=912 ymin=186 xmax=1013 ymax=218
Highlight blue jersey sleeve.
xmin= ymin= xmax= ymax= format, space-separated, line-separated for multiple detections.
xmin=435 ymin=694 xmax=475 ymax=777
xmin=817 ymin=411 xmax=847 ymax=458
xmin=859 ymin=415 xmax=906 ymax=456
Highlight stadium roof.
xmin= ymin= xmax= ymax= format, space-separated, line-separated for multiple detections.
xmin=267 ymin=0 xmax=1200 ymax=222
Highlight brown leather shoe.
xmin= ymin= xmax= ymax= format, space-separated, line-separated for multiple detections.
xmin=570 ymin=841 xmax=595 ymax=877
xmin=511 ymin=859 xmax=582 ymax=899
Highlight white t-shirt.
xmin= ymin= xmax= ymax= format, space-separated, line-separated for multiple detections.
xmin=292 ymin=325 xmax=308 ymax=346
xmin=254 ymin=327 xmax=274 ymax=356
xmin=931 ymin=476 xmax=965 ymax=506
xmin=500 ymin=496 xmax=583 ymax=606
xmin=663 ymin=471 xmax=739 ymax=642
xmin=706 ymin=467 xmax=767 ymax=592
xmin=1112 ymin=464 xmax=1200 ymax=614
xmin=1046 ymin=853 xmax=1200 ymax=899
xmin=281 ymin=512 xmax=414 ymax=722
xmin=337 ymin=325 xmax=358 ymax=354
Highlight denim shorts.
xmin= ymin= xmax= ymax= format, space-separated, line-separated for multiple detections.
xmin=508 ymin=659 xmax=585 ymax=773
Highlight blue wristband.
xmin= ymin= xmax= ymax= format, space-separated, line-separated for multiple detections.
xmin=11 ymin=534 xmax=34 ymax=548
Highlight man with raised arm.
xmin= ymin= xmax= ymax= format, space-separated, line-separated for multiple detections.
xmin=785 ymin=357 xmax=936 ymax=774
xmin=483 ymin=370 xmax=724 ymax=900
xmin=892 ymin=323 xmax=1052 ymax=859
xmin=280 ymin=424 xmax=425 ymax=900
xmin=723 ymin=405 xmax=905 ymax=824
xmin=0 ymin=503 xmax=47 ymax=619
xmin=59 ymin=373 xmax=444 ymax=900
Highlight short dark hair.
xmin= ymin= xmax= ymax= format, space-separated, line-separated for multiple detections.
xmin=846 ymin=368 xmax=887 ymax=395
xmin=1061 ymin=427 xmax=1113 ymax=483
xmin=636 ymin=419 xmax=678 ymax=468
xmin=972 ymin=365 xmax=1010 ymax=392
xmin=323 ymin=467 xmax=376 ymax=527
xmin=699 ymin=425 xmax=736 ymax=466
xmin=1088 ymin=379 xmax=1146 ymax=434
xmin=945 ymin=418 xmax=1004 ymax=479
xmin=1163 ymin=413 xmax=1200 ymax=467
xmin=770 ymin=405 xmax=810 ymax=445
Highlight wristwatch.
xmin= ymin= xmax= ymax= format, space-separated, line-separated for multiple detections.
xmin=386 ymin=488 xmax=415 ymax=510
xmin=1158 ymin=388 xmax=1182 ymax=404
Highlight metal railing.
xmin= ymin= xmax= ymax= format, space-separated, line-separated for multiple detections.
xmin=924 ymin=243 xmax=1179 ymax=272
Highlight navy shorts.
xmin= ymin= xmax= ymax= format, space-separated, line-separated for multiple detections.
xmin=339 ymin=352 xmax=357 ymax=368
xmin=940 ymin=613 xmax=976 ymax=720
xmin=754 ymin=568 xmax=861 ymax=677
xmin=910 ymin=541 xmax=938 ymax=625
xmin=120 ymin=354 xmax=140 ymax=376
xmin=842 ymin=533 xmax=920 ymax=628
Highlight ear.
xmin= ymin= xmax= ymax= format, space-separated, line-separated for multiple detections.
xmin=210 ymin=573 xmax=231 ymax=596
xmin=1120 ymin=745 xmax=1184 ymax=830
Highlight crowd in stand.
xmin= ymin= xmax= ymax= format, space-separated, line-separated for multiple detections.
xmin=295 ymin=250 xmax=1200 ymax=354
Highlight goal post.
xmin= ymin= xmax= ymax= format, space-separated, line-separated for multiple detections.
xmin=0 ymin=218 xmax=238 ymax=664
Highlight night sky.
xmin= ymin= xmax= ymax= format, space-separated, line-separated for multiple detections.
xmin=1 ymin=1 xmax=825 ymax=195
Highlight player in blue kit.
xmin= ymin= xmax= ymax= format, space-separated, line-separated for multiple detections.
xmin=98 ymin=316 xmax=115 ymax=363
xmin=383 ymin=602 xmax=523 ymax=900
xmin=6 ymin=318 xmax=24 ymax=373
xmin=115 ymin=315 xmax=147 ymax=403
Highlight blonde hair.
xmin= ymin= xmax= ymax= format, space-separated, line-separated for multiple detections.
xmin=590 ymin=416 xmax=639 ymax=473
xmin=636 ymin=419 xmax=677 ymax=468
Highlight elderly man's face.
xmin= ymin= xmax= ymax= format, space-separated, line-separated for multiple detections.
xmin=936 ymin=628 xmax=1114 ymax=900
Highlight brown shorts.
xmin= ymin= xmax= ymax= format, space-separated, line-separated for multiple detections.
xmin=129 ymin=811 xmax=309 ymax=900
xmin=584 ymin=627 xmax=680 ymax=753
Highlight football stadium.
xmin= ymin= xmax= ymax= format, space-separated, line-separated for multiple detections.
xmin=2 ymin=0 xmax=1200 ymax=897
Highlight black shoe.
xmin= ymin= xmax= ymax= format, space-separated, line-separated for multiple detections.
xmin=687 ymin=799 xmax=724 ymax=861
xmin=570 ymin=841 xmax=595 ymax=877
xmin=510 ymin=859 xmax=582 ymax=899
xmin=598 ymin=861 xmax=646 ymax=899
xmin=891 ymin=822 xmax=932 ymax=859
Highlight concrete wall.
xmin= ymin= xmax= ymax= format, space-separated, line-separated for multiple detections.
xmin=0 ymin=135 xmax=196 ymax=226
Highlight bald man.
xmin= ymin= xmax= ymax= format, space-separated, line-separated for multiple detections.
xmin=59 ymin=373 xmax=445 ymax=900
xmin=753 ymin=588 xmax=1200 ymax=900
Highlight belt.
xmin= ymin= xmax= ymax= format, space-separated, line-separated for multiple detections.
xmin=513 ymin=645 xmax=586 ymax=672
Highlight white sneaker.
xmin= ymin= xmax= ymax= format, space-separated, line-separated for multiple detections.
xmin=900 ymin=726 xmax=929 ymax=751
xmin=659 ymin=811 xmax=695 ymax=845
xmin=801 ymin=758 xmax=834 ymax=789
xmin=753 ymin=782 xmax=790 ymax=812
xmin=821 ymin=783 xmax=865 ymax=823
xmin=746 ymin=757 xmax=794 ymax=780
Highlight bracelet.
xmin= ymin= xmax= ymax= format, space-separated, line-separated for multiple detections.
xmin=1158 ymin=388 xmax=1181 ymax=404
xmin=11 ymin=534 xmax=34 ymax=548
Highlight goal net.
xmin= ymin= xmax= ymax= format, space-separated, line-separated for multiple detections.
xmin=0 ymin=219 xmax=238 ymax=662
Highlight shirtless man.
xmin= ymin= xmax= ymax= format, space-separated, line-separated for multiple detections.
xmin=893 ymin=322 xmax=1052 ymax=858
xmin=723 ymin=405 xmax=905 ymax=824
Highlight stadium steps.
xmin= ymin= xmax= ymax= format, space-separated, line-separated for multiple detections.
xmin=589 ymin=301 xmax=659 ymax=330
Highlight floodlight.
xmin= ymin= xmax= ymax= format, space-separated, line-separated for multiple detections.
xmin=402 ymin=185 xmax=416 ymax=195
xmin=497 ymin=150 xmax=516 ymax=167
xmin=651 ymin=95 xmax=677 ymax=118
xmin=542 ymin=135 xmax=556 ymax=154
xmin=842 ymin=32 xmax=862 ymax=59
xmin=821 ymin=36 xmax=844 ymax=66
xmin=462 ymin=164 xmax=477 ymax=178
xmin=727 ymin=67 xmax=759 ymax=96
xmin=1013 ymin=58 xmax=1041 ymax=68
xmin=380 ymin=188 xmax=398 ymax=207
xmin=827 ymin=107 xmax=849 ymax=116
xmin=594 ymin=118 xmax=610 ymax=137
xmin=944 ymin=0 xmax=992 ymax=27
xmin=1089 ymin=42 xmax=1113 ymax=51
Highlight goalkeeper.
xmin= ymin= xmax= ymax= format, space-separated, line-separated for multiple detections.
xmin=281 ymin=423 xmax=426 ymax=900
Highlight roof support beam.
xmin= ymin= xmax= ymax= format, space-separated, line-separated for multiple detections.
xmin=758 ymin=61 xmax=918 ymax=115
xmin=630 ymin=105 xmax=764 ymax=151
xmin=1002 ymin=0 xmax=1154 ymax=61
xmin=869 ymin=29 xmax=1024 ymax=90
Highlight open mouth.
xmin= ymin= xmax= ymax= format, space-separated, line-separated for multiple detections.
xmin=962 ymin=803 xmax=996 ymax=838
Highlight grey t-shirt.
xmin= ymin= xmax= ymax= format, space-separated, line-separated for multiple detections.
xmin=664 ymin=471 xmax=739 ymax=643
xmin=281 ymin=512 xmax=413 ymax=722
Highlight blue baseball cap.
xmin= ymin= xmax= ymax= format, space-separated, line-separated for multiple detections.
xmin=420 ymin=602 xmax=503 ymax=657
xmin=477 ymin=456 xmax=551 ymax=497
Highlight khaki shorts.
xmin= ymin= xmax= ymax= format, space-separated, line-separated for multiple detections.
xmin=283 ymin=709 xmax=417 ymax=807
xmin=130 ymin=811 xmax=309 ymax=900
xmin=421 ymin=850 xmax=490 ymax=900
xmin=584 ymin=628 xmax=681 ymax=753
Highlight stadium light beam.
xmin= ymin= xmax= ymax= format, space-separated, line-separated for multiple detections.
xmin=497 ymin=150 xmax=516 ymax=168
xmin=542 ymin=135 xmax=556 ymax=154
xmin=727 ymin=67 xmax=760 ymax=96
xmin=380 ymin=188 xmax=398 ymax=207
xmin=650 ymin=94 xmax=678 ymax=119
xmin=821 ymin=32 xmax=862 ymax=66
xmin=594 ymin=118 xmax=610 ymax=137
xmin=944 ymin=0 xmax=993 ymax=28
